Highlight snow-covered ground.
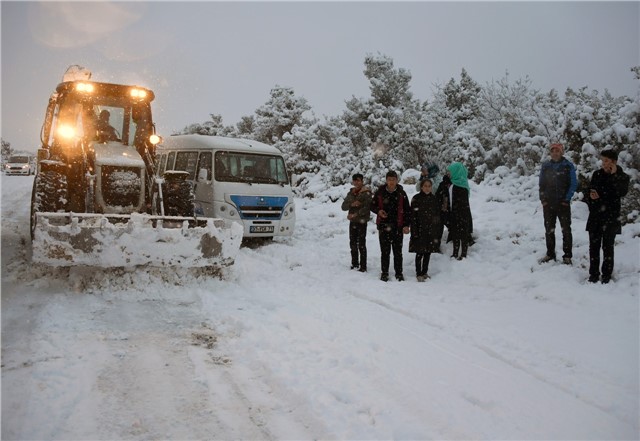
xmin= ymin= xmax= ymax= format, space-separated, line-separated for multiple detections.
xmin=2 ymin=171 xmax=639 ymax=440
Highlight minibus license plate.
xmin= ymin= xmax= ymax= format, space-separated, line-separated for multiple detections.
xmin=250 ymin=226 xmax=274 ymax=233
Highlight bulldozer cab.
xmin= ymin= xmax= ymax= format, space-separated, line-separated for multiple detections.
xmin=42 ymin=81 xmax=156 ymax=163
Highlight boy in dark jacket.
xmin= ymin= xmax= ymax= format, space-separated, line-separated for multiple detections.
xmin=585 ymin=149 xmax=630 ymax=284
xmin=341 ymin=173 xmax=372 ymax=272
xmin=371 ymin=170 xmax=411 ymax=282
xmin=538 ymin=143 xmax=577 ymax=264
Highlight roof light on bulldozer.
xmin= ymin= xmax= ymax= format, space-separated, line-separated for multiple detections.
xmin=75 ymin=82 xmax=94 ymax=93
xmin=130 ymin=88 xmax=148 ymax=99
xmin=149 ymin=134 xmax=161 ymax=145
xmin=57 ymin=124 xmax=76 ymax=139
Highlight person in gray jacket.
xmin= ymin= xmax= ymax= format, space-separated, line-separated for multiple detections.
xmin=341 ymin=173 xmax=372 ymax=272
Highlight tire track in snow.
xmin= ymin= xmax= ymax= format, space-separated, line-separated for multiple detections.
xmin=346 ymin=288 xmax=634 ymax=428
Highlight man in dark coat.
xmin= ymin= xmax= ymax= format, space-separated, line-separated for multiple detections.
xmin=341 ymin=173 xmax=372 ymax=272
xmin=95 ymin=109 xmax=119 ymax=142
xmin=371 ymin=170 xmax=411 ymax=282
xmin=538 ymin=142 xmax=577 ymax=264
xmin=585 ymin=148 xmax=630 ymax=284
xmin=410 ymin=179 xmax=441 ymax=281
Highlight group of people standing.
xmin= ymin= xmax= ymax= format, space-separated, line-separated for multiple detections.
xmin=342 ymin=142 xmax=630 ymax=284
xmin=539 ymin=143 xmax=630 ymax=284
xmin=342 ymin=162 xmax=472 ymax=282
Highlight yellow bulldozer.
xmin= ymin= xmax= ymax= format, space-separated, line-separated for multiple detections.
xmin=30 ymin=66 xmax=242 ymax=268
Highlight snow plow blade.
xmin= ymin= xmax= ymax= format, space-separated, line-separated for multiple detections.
xmin=32 ymin=212 xmax=243 ymax=268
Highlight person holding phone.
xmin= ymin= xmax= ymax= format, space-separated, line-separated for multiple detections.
xmin=585 ymin=148 xmax=630 ymax=284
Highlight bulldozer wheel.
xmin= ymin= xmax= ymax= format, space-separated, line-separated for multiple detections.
xmin=31 ymin=170 xmax=68 ymax=240
xmin=162 ymin=180 xmax=194 ymax=217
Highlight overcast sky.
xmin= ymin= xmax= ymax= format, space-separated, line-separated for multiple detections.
xmin=2 ymin=1 xmax=638 ymax=152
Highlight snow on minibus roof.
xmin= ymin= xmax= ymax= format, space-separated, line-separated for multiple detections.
xmin=158 ymin=134 xmax=282 ymax=155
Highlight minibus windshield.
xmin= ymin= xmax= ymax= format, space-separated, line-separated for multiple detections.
xmin=215 ymin=152 xmax=288 ymax=184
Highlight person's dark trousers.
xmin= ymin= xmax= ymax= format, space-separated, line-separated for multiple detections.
xmin=452 ymin=240 xmax=468 ymax=259
xmin=589 ymin=228 xmax=617 ymax=280
xmin=349 ymin=222 xmax=367 ymax=270
xmin=415 ymin=253 xmax=431 ymax=276
xmin=543 ymin=203 xmax=573 ymax=259
xmin=379 ymin=226 xmax=404 ymax=276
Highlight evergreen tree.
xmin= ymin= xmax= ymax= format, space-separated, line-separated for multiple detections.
xmin=444 ymin=68 xmax=482 ymax=125
xmin=342 ymin=53 xmax=424 ymax=174
xmin=476 ymin=73 xmax=542 ymax=174
xmin=235 ymin=115 xmax=256 ymax=138
xmin=179 ymin=114 xmax=235 ymax=136
xmin=1 ymin=138 xmax=12 ymax=161
xmin=254 ymin=85 xmax=312 ymax=144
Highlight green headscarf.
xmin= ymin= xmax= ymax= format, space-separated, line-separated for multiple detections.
xmin=447 ymin=162 xmax=470 ymax=193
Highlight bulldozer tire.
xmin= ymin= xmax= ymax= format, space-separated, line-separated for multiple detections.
xmin=30 ymin=170 xmax=68 ymax=240
xmin=162 ymin=180 xmax=194 ymax=217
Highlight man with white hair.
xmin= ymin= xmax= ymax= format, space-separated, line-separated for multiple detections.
xmin=538 ymin=142 xmax=577 ymax=265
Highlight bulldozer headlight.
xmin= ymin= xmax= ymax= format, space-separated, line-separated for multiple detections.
xmin=57 ymin=124 xmax=76 ymax=139
xmin=75 ymin=82 xmax=94 ymax=93
xmin=149 ymin=134 xmax=161 ymax=145
xmin=130 ymin=88 xmax=148 ymax=99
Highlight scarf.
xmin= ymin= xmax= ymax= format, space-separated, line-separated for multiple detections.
xmin=447 ymin=162 xmax=470 ymax=193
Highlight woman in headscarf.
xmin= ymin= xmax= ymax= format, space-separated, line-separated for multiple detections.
xmin=445 ymin=162 xmax=472 ymax=260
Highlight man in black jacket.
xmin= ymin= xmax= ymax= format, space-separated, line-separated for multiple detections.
xmin=371 ymin=170 xmax=411 ymax=282
xmin=585 ymin=148 xmax=630 ymax=284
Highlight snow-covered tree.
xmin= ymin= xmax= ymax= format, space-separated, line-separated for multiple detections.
xmin=444 ymin=68 xmax=482 ymax=125
xmin=475 ymin=74 xmax=544 ymax=175
xmin=1 ymin=138 xmax=12 ymax=161
xmin=235 ymin=115 xmax=256 ymax=138
xmin=178 ymin=114 xmax=235 ymax=137
xmin=342 ymin=53 xmax=425 ymax=174
xmin=253 ymin=86 xmax=312 ymax=144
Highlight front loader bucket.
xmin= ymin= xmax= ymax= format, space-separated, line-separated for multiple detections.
xmin=32 ymin=212 xmax=243 ymax=268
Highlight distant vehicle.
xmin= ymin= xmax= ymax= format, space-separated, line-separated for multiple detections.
xmin=4 ymin=155 xmax=35 ymax=175
xmin=157 ymin=134 xmax=296 ymax=239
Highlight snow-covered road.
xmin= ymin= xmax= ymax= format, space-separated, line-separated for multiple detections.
xmin=2 ymin=173 xmax=638 ymax=439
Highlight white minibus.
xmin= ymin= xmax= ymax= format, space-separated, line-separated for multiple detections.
xmin=156 ymin=134 xmax=295 ymax=238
